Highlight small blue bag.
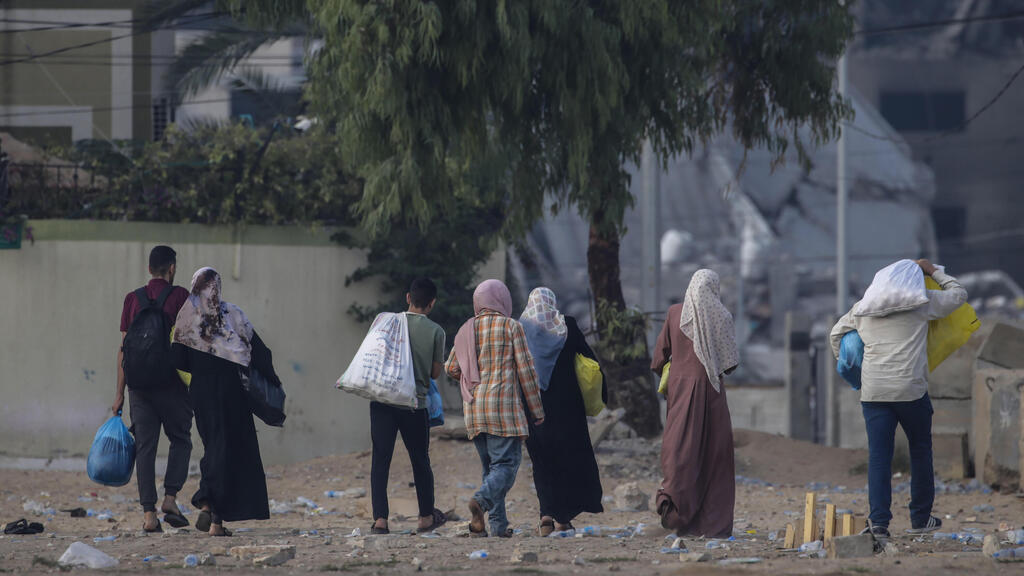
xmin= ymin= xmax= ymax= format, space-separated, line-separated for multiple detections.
xmin=426 ymin=379 xmax=444 ymax=428
xmin=87 ymin=415 xmax=136 ymax=487
xmin=837 ymin=330 xmax=864 ymax=390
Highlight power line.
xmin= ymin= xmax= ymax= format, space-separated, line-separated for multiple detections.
xmin=0 ymin=12 xmax=228 ymax=34
xmin=0 ymin=98 xmax=233 ymax=120
xmin=0 ymin=13 xmax=221 ymax=67
xmin=854 ymin=8 xmax=1024 ymax=36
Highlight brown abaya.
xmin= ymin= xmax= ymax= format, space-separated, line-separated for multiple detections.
xmin=651 ymin=303 xmax=735 ymax=538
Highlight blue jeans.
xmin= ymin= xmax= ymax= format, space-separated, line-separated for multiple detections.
xmin=472 ymin=434 xmax=522 ymax=536
xmin=861 ymin=394 xmax=934 ymax=528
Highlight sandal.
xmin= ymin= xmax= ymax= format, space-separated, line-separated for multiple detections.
xmin=497 ymin=527 xmax=515 ymax=538
xmin=539 ymin=518 xmax=555 ymax=538
xmin=195 ymin=510 xmax=212 ymax=533
xmin=467 ymin=523 xmax=488 ymax=538
xmin=162 ymin=509 xmax=189 ymax=529
xmin=210 ymin=526 xmax=232 ymax=537
xmin=370 ymin=524 xmax=390 ymax=535
xmin=4 ymin=519 xmax=44 ymax=535
xmin=143 ymin=520 xmax=163 ymax=534
xmin=417 ymin=509 xmax=448 ymax=534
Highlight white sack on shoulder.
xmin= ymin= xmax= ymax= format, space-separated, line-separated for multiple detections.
xmin=855 ymin=259 xmax=929 ymax=318
xmin=336 ymin=312 xmax=418 ymax=408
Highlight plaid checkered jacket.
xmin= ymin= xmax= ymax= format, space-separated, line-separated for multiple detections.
xmin=445 ymin=311 xmax=545 ymax=438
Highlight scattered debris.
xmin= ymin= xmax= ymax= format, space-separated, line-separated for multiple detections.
xmin=613 ymin=482 xmax=649 ymax=512
xmin=984 ymin=534 xmax=1000 ymax=557
xmin=680 ymin=552 xmax=711 ymax=563
xmin=511 ymin=546 xmax=538 ymax=563
xmin=230 ymin=545 xmax=297 ymax=567
xmin=826 ymin=534 xmax=874 ymax=559
xmin=59 ymin=542 xmax=118 ymax=569
xmin=468 ymin=550 xmax=488 ymax=560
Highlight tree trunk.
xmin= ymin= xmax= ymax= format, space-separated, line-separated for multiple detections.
xmin=587 ymin=210 xmax=663 ymax=437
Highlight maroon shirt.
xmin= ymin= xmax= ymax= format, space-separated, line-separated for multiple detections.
xmin=120 ymin=278 xmax=190 ymax=332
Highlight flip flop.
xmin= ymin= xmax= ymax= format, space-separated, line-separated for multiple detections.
xmin=195 ymin=510 xmax=212 ymax=533
xmin=467 ymin=525 xmax=488 ymax=538
xmin=416 ymin=509 xmax=448 ymax=534
xmin=162 ymin=510 xmax=189 ymax=529
xmin=539 ymin=519 xmax=555 ymax=537
xmin=210 ymin=527 xmax=232 ymax=537
xmin=370 ymin=524 xmax=390 ymax=535
xmin=143 ymin=520 xmax=163 ymax=534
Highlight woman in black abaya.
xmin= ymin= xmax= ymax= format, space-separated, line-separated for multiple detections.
xmin=171 ymin=267 xmax=277 ymax=536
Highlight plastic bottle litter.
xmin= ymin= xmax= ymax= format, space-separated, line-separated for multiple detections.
xmin=581 ymin=526 xmax=602 ymax=537
xmin=933 ymin=532 xmax=981 ymax=544
xmin=468 ymin=550 xmax=489 ymax=560
xmin=296 ymin=497 xmax=318 ymax=508
xmin=346 ymin=528 xmax=362 ymax=538
xmin=705 ymin=540 xmax=725 ymax=550
xmin=548 ymin=529 xmax=576 ymax=539
xmin=143 ymin=555 xmax=167 ymax=563
xmin=59 ymin=542 xmax=119 ymax=569
xmin=269 ymin=499 xmax=292 ymax=514
xmin=93 ymin=535 xmax=117 ymax=543
xmin=993 ymin=547 xmax=1024 ymax=559
xmin=799 ymin=540 xmax=824 ymax=552
xmin=973 ymin=504 xmax=995 ymax=513
xmin=184 ymin=554 xmax=199 ymax=567
xmin=768 ymin=531 xmax=778 ymax=542
xmin=324 ymin=490 xmax=341 ymax=498
xmin=1005 ymin=530 xmax=1024 ymax=545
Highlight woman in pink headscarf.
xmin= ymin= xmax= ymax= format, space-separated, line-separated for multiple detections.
xmin=445 ymin=279 xmax=545 ymax=537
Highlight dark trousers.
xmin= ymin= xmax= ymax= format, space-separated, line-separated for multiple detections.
xmin=861 ymin=393 xmax=934 ymax=528
xmin=370 ymin=402 xmax=434 ymax=520
xmin=129 ymin=385 xmax=193 ymax=513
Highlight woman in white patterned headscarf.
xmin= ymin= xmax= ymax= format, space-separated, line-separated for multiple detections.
xmin=519 ymin=287 xmax=605 ymax=536
xmin=651 ymin=269 xmax=738 ymax=538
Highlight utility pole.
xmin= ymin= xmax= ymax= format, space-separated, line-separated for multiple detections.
xmin=641 ymin=139 xmax=661 ymax=347
xmin=836 ymin=50 xmax=848 ymax=316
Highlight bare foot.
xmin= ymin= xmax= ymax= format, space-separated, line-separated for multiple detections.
xmin=160 ymin=495 xmax=181 ymax=516
xmin=468 ymin=499 xmax=486 ymax=534
xmin=374 ymin=518 xmax=388 ymax=531
xmin=555 ymin=522 xmax=573 ymax=532
xmin=209 ymin=523 xmax=227 ymax=536
xmin=143 ymin=511 xmax=160 ymax=532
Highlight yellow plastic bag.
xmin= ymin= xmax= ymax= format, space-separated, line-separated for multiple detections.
xmin=574 ymin=354 xmax=605 ymax=416
xmin=925 ymin=276 xmax=981 ymax=372
xmin=658 ymin=361 xmax=671 ymax=395
xmin=169 ymin=327 xmax=192 ymax=386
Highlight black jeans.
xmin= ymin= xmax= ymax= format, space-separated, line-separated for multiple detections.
xmin=129 ymin=385 xmax=193 ymax=513
xmin=370 ymin=402 xmax=434 ymax=520
xmin=861 ymin=393 xmax=934 ymax=528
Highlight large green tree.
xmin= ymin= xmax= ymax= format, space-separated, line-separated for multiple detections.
xmin=228 ymin=0 xmax=854 ymax=434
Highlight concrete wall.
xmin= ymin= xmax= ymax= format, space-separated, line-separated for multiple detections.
xmin=727 ymin=385 xmax=787 ymax=436
xmin=0 ymin=220 xmax=505 ymax=466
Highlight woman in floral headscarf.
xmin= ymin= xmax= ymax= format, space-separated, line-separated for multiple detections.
xmin=652 ymin=269 xmax=738 ymax=538
xmin=519 ymin=287 xmax=605 ymax=536
xmin=171 ymin=267 xmax=282 ymax=537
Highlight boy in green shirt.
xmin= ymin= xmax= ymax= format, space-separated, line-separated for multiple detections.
xmin=370 ymin=278 xmax=448 ymax=534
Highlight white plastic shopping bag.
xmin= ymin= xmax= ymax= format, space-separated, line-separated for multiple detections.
xmin=336 ymin=312 xmax=418 ymax=408
xmin=855 ymin=259 xmax=929 ymax=317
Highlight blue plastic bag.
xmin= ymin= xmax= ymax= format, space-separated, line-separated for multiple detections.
xmin=87 ymin=415 xmax=136 ymax=487
xmin=426 ymin=379 xmax=444 ymax=428
xmin=837 ymin=331 xmax=864 ymax=390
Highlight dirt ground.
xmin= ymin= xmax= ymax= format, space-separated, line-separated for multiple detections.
xmin=1 ymin=429 xmax=1022 ymax=575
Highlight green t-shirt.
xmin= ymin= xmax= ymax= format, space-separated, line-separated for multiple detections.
xmin=405 ymin=312 xmax=445 ymax=410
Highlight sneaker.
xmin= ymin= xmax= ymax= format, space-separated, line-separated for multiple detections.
xmin=861 ymin=521 xmax=891 ymax=543
xmin=906 ymin=516 xmax=942 ymax=535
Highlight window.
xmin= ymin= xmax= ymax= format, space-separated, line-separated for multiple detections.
xmin=230 ymin=88 xmax=302 ymax=126
xmin=152 ymin=98 xmax=174 ymax=141
xmin=879 ymin=91 xmax=965 ymax=132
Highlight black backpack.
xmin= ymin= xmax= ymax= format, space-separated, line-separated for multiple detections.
xmin=122 ymin=286 xmax=176 ymax=390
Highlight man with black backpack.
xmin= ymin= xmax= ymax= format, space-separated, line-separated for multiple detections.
xmin=113 ymin=245 xmax=193 ymax=533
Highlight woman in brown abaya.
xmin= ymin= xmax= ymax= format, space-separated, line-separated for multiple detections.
xmin=651 ymin=269 xmax=738 ymax=538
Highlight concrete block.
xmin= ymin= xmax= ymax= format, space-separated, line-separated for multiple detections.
xmin=933 ymin=398 xmax=972 ymax=433
xmin=826 ymin=534 xmax=874 ymax=559
xmin=785 ymin=312 xmax=813 ymax=441
xmin=977 ymin=323 xmax=1024 ymax=369
xmin=933 ymin=432 xmax=969 ymax=479
xmin=972 ymin=369 xmax=1024 ymax=491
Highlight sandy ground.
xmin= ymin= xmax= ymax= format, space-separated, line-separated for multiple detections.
xmin=1 ymin=429 xmax=1022 ymax=575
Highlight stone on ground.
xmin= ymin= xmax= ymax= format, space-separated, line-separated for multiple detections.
xmin=614 ymin=481 xmax=650 ymax=511
xmin=983 ymin=534 xmax=1000 ymax=557
xmin=680 ymin=552 xmax=711 ymax=563
xmin=229 ymin=545 xmax=296 ymax=567
xmin=826 ymin=534 xmax=874 ymax=559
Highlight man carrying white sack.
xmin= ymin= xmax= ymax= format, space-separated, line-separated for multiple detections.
xmin=830 ymin=259 xmax=967 ymax=543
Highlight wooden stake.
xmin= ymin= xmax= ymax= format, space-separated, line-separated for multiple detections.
xmin=802 ymin=492 xmax=818 ymax=544
xmin=841 ymin=513 xmax=855 ymax=537
xmin=783 ymin=523 xmax=797 ymax=549
xmin=824 ymin=504 xmax=837 ymax=541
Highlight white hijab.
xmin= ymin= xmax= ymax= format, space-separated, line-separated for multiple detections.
xmin=173 ymin=267 xmax=255 ymax=367
xmin=679 ymin=269 xmax=739 ymax=393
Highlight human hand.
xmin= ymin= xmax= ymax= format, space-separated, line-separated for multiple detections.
xmin=916 ymin=259 xmax=937 ymax=276
xmin=112 ymin=393 xmax=124 ymax=416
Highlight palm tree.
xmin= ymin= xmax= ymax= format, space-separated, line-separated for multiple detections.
xmin=142 ymin=1 xmax=313 ymax=124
